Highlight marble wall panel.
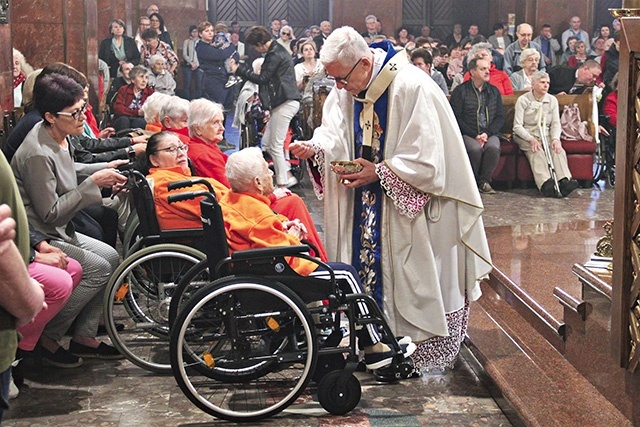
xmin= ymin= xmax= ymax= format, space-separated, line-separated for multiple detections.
xmin=11 ymin=0 xmax=63 ymax=24
xmin=12 ymin=24 xmax=65 ymax=69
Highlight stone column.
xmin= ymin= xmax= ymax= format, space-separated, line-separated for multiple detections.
xmin=0 ymin=1 xmax=12 ymax=111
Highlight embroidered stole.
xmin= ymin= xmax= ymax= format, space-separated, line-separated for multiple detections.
xmin=351 ymin=42 xmax=409 ymax=307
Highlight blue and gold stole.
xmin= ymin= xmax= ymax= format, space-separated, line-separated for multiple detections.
xmin=352 ymin=41 xmax=408 ymax=307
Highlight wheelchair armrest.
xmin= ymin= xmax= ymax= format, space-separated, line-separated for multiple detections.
xmin=158 ymin=228 xmax=204 ymax=239
xmin=231 ymin=244 xmax=311 ymax=260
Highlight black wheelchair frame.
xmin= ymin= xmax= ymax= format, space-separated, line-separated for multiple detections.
xmin=166 ymin=182 xmax=414 ymax=421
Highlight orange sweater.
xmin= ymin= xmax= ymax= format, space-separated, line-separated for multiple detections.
xmin=148 ymin=166 xmax=228 ymax=230
xmin=219 ymin=191 xmax=317 ymax=277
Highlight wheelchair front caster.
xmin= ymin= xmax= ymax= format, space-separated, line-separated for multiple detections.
xmin=317 ymin=370 xmax=361 ymax=415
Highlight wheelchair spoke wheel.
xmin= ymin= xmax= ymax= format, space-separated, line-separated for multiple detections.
xmin=317 ymin=370 xmax=361 ymax=415
xmin=104 ymin=244 xmax=205 ymax=373
xmin=168 ymin=259 xmax=210 ymax=327
xmin=170 ymin=277 xmax=317 ymax=422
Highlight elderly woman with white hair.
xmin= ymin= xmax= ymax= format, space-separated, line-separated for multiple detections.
xmin=140 ymin=91 xmax=170 ymax=132
xmin=513 ymin=70 xmax=579 ymax=197
xmin=12 ymin=49 xmax=34 ymax=108
xmin=187 ymin=98 xmax=328 ymax=261
xmin=220 ymin=147 xmax=415 ymax=371
xmin=509 ymin=48 xmax=540 ymax=91
xmin=147 ymin=54 xmax=176 ymax=95
xmin=277 ymin=25 xmax=295 ymax=55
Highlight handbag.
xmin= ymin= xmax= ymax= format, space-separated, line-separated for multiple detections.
xmin=560 ymin=103 xmax=593 ymax=141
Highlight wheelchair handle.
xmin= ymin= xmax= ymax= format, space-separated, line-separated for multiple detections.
xmin=168 ymin=190 xmax=215 ymax=204
xmin=168 ymin=178 xmax=214 ymax=193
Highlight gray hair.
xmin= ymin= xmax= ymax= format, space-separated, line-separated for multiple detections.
xmin=12 ymin=48 xmax=34 ymax=77
xmin=149 ymin=54 xmax=165 ymax=65
xmin=130 ymin=65 xmax=148 ymax=80
xmin=467 ymin=42 xmax=492 ymax=63
xmin=520 ymin=48 xmax=540 ymax=63
xmin=188 ymin=98 xmax=224 ymax=137
xmin=530 ymin=70 xmax=549 ymax=83
xmin=141 ymin=92 xmax=171 ymax=122
xmin=160 ymin=96 xmax=190 ymax=122
xmin=280 ymin=25 xmax=293 ymax=37
xmin=226 ymin=147 xmax=266 ymax=192
xmin=320 ymin=26 xmax=370 ymax=67
xmin=365 ymin=15 xmax=377 ymax=23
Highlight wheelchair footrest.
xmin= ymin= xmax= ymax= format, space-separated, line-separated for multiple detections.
xmin=372 ymin=356 xmax=417 ymax=383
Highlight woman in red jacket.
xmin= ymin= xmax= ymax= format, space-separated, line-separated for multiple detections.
xmin=113 ymin=65 xmax=154 ymax=132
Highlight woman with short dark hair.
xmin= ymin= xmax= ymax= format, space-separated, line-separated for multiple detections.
xmin=98 ymin=18 xmax=140 ymax=78
xmin=11 ymin=73 xmax=127 ymax=366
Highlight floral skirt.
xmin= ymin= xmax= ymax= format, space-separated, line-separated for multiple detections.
xmin=409 ymin=299 xmax=469 ymax=372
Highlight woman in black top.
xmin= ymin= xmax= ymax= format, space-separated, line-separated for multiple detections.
xmin=98 ymin=19 xmax=140 ymax=78
xmin=230 ymin=26 xmax=301 ymax=188
xmin=149 ymin=12 xmax=173 ymax=49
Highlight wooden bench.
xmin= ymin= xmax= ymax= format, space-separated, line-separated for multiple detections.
xmin=493 ymin=90 xmax=596 ymax=187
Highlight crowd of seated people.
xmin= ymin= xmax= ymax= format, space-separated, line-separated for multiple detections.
xmin=3 ymin=8 xmax=623 ymax=407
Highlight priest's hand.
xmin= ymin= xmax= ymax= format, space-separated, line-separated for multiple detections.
xmin=290 ymin=141 xmax=315 ymax=159
xmin=339 ymin=158 xmax=378 ymax=188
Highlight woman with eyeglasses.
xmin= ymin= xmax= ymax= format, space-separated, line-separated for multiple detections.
xmin=277 ymin=25 xmax=295 ymax=56
xmin=229 ymin=26 xmax=301 ymax=188
xmin=11 ymin=73 xmax=127 ymax=366
xmin=148 ymin=12 xmax=173 ymax=50
xmin=140 ymin=132 xmax=227 ymax=230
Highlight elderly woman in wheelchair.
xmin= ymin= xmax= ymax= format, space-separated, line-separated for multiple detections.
xmin=164 ymin=145 xmax=417 ymax=421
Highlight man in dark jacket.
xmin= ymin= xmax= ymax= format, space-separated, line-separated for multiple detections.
xmin=450 ymin=58 xmax=504 ymax=194
xmin=548 ymin=60 xmax=601 ymax=95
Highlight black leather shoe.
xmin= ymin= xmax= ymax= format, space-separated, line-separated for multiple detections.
xmin=540 ymin=179 xmax=557 ymax=197
xmin=559 ymin=178 xmax=580 ymax=197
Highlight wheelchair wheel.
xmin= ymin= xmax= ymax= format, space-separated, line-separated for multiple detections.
xmin=317 ymin=370 xmax=361 ymax=415
xmin=167 ymin=259 xmax=210 ymax=327
xmin=170 ymin=277 xmax=317 ymax=422
xmin=104 ymin=243 xmax=205 ymax=373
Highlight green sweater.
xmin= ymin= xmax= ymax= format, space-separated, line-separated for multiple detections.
xmin=0 ymin=151 xmax=29 ymax=372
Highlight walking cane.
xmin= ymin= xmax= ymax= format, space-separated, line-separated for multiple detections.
xmin=537 ymin=107 xmax=561 ymax=197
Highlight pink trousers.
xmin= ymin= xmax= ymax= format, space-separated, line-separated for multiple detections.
xmin=18 ymin=259 xmax=83 ymax=351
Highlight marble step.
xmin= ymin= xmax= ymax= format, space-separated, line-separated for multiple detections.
xmin=467 ymin=281 xmax=632 ymax=426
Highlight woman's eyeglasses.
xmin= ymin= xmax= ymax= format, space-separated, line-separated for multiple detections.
xmin=57 ymin=103 xmax=88 ymax=121
xmin=155 ymin=145 xmax=189 ymax=155
xmin=282 ymin=32 xmax=291 ymax=36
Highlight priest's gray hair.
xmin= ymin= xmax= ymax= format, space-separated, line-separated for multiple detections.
xmin=320 ymin=26 xmax=370 ymax=67
xmin=530 ymin=70 xmax=549 ymax=83
xmin=188 ymin=98 xmax=223 ymax=137
xmin=226 ymin=147 xmax=265 ymax=192
xmin=160 ymin=96 xmax=190 ymax=123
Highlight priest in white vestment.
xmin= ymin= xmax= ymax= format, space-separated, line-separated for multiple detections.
xmin=291 ymin=27 xmax=493 ymax=372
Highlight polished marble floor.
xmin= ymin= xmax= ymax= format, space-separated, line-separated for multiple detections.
xmin=4 ymin=141 xmax=614 ymax=426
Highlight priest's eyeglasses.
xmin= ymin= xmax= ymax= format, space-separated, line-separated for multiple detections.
xmin=334 ymin=57 xmax=363 ymax=86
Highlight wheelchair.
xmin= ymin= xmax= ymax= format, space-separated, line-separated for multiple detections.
xmin=593 ymin=113 xmax=616 ymax=187
xmin=167 ymin=182 xmax=415 ymax=422
xmin=102 ymin=169 xmax=209 ymax=373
